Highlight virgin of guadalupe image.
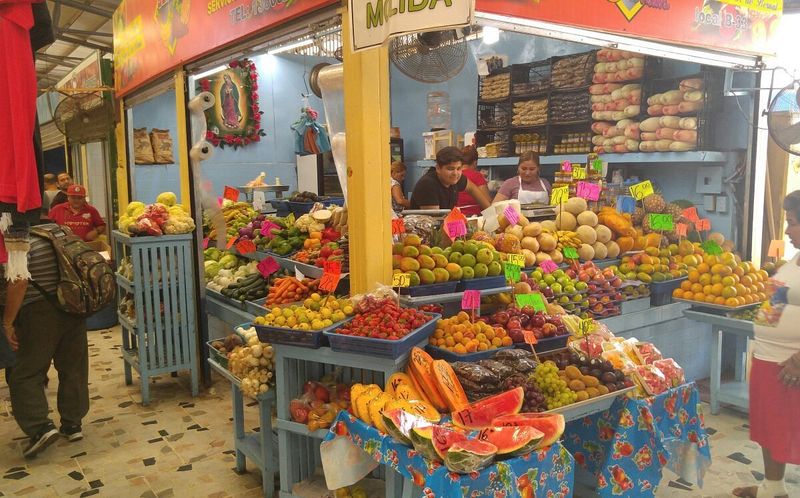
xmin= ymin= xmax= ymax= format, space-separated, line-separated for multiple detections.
xmin=220 ymin=73 xmax=242 ymax=129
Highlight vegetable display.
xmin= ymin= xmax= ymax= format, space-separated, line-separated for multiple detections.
xmin=117 ymin=192 xmax=196 ymax=236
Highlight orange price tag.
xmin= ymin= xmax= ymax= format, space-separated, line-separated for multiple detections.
xmin=682 ymin=207 xmax=700 ymax=222
xmin=768 ymin=240 xmax=785 ymax=259
xmin=319 ymin=260 xmax=342 ymax=293
xmin=522 ymin=331 xmax=538 ymax=345
xmin=236 ymin=239 xmax=256 ymax=255
xmin=226 ymin=237 xmax=237 ymax=249
xmin=391 ymin=218 xmax=405 ymax=235
xmin=223 ymin=186 xmax=240 ymax=202
xmin=695 ymin=218 xmax=711 ymax=231
xmin=676 ymin=223 xmax=688 ymax=237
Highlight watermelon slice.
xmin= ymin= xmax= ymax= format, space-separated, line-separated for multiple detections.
xmin=431 ymin=425 xmax=469 ymax=460
xmin=479 ymin=426 xmax=545 ymax=456
xmin=452 ymin=387 xmax=524 ymax=429
xmin=382 ymin=409 xmax=430 ymax=446
xmin=409 ymin=426 xmax=438 ymax=461
xmin=444 ymin=440 xmax=498 ymax=473
xmin=491 ymin=413 xmax=566 ymax=448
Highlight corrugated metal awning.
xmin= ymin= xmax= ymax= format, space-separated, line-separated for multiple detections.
xmin=41 ymin=120 xmax=65 ymax=151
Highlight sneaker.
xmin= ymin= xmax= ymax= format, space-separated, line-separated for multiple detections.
xmin=59 ymin=425 xmax=83 ymax=442
xmin=23 ymin=426 xmax=59 ymax=459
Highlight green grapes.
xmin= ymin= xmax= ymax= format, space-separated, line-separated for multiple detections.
xmin=532 ymin=361 xmax=578 ymax=409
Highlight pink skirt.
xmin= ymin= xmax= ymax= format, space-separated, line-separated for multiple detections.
xmin=749 ymin=358 xmax=800 ymax=464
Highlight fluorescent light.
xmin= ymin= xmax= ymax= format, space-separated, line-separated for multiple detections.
xmin=483 ymin=26 xmax=500 ymax=45
xmin=267 ymin=39 xmax=314 ymax=55
xmin=193 ymin=65 xmax=227 ymax=80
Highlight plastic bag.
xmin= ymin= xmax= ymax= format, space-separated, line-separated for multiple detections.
xmin=635 ymin=342 xmax=663 ymax=365
xmin=653 ymin=358 xmax=685 ymax=387
xmin=133 ymin=128 xmax=155 ymax=164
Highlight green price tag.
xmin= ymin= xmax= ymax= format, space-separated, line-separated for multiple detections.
xmin=563 ymin=247 xmax=579 ymax=260
xmin=592 ymin=159 xmax=604 ymax=172
xmin=701 ymin=240 xmax=723 ymax=256
xmin=504 ymin=262 xmax=521 ymax=283
xmin=648 ymin=213 xmax=674 ymax=231
xmin=516 ymin=292 xmax=547 ymax=312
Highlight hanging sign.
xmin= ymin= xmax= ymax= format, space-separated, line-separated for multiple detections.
xmin=461 ymin=290 xmax=481 ymax=310
xmin=349 ymin=0 xmax=473 ymax=52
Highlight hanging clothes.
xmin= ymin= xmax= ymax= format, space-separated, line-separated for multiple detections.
xmin=291 ymin=106 xmax=331 ymax=156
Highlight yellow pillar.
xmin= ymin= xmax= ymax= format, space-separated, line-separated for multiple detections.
xmin=115 ymin=103 xmax=129 ymax=209
xmin=173 ymin=70 xmax=192 ymax=208
xmin=342 ymin=10 xmax=393 ymax=294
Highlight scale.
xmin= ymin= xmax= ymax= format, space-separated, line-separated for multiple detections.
xmin=520 ymin=203 xmax=556 ymax=220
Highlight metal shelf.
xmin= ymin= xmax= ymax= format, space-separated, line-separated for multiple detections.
xmin=399 ymin=286 xmax=512 ymax=307
xmin=412 ymin=151 xmax=732 ymax=169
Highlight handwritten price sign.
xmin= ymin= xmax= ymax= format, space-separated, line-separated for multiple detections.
xmin=260 ymin=220 xmax=281 ymax=237
xmin=561 ymin=160 xmax=573 ymax=173
xmin=682 ymin=207 xmax=700 ymax=222
xmin=236 ymin=239 xmax=256 ymax=255
xmin=319 ymin=260 xmax=342 ymax=293
xmin=522 ymin=330 xmax=538 ymax=345
xmin=223 ymin=186 xmax=240 ymax=202
xmin=392 ymin=273 xmax=411 ymax=287
xmin=504 ymin=205 xmax=519 ymax=226
xmin=629 ymin=180 xmax=654 ymax=201
xmin=506 ymin=254 xmax=525 ymax=267
xmin=550 ymin=186 xmax=569 ymax=206
xmin=577 ymin=318 xmax=594 ymax=337
xmin=572 ymin=166 xmax=587 ymax=180
xmin=648 ymin=213 xmax=674 ymax=231
xmin=516 ymin=292 xmax=547 ymax=312
xmin=257 ymin=257 xmax=280 ymax=278
xmin=504 ymin=262 xmax=521 ymax=283
xmin=676 ymin=223 xmax=688 ymax=237
xmin=563 ymin=247 xmax=579 ymax=260
xmin=592 ymin=158 xmax=604 ymax=172
xmin=445 ymin=220 xmax=467 ymax=239
xmin=226 ymin=237 xmax=237 ymax=250
xmin=461 ymin=290 xmax=481 ymax=310
xmin=540 ymin=260 xmax=558 ymax=274
xmin=576 ymin=181 xmax=601 ymax=201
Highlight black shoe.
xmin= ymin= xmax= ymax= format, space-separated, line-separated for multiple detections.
xmin=23 ymin=426 xmax=59 ymax=459
xmin=59 ymin=425 xmax=83 ymax=442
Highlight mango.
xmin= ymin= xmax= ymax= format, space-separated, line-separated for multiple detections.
xmin=400 ymin=257 xmax=420 ymax=272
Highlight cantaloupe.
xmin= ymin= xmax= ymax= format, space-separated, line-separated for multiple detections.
xmin=595 ymin=225 xmax=612 ymax=244
xmin=549 ymin=249 xmax=564 ymax=264
xmin=578 ymin=243 xmax=595 ymax=261
xmin=576 ymin=211 xmax=599 ymax=227
xmin=537 ymin=233 xmax=557 ymax=252
xmin=576 ymin=225 xmax=598 ymax=245
xmin=564 ymin=197 xmax=588 ymax=216
xmin=592 ymin=242 xmax=608 ymax=259
xmin=540 ymin=220 xmax=557 ymax=232
xmin=605 ymin=241 xmax=621 ymax=258
xmin=555 ymin=212 xmax=578 ymax=231
xmin=521 ymin=248 xmax=536 ymax=267
xmin=535 ymin=252 xmax=552 ymax=264
xmin=521 ymin=236 xmax=539 ymax=252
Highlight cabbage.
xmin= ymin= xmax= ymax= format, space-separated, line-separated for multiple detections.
xmin=219 ymin=254 xmax=239 ymax=269
xmin=204 ymin=261 xmax=222 ymax=279
xmin=156 ymin=192 xmax=177 ymax=207
xmin=126 ymin=201 xmax=146 ymax=217
xmin=204 ymin=248 xmax=223 ymax=261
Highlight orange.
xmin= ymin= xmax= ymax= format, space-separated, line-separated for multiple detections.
xmin=714 ymin=296 xmax=726 ymax=305
xmin=711 ymin=274 xmax=722 ymax=284
xmin=688 ymin=270 xmax=700 ymax=283
xmin=725 ymin=297 xmax=739 ymax=307
xmin=445 ymin=336 xmax=455 ymax=347
xmin=454 ymin=344 xmax=467 ymax=354
xmin=466 ymin=341 xmax=478 ymax=353
xmin=711 ymin=264 xmax=732 ymax=276
xmin=720 ymin=252 xmax=737 ymax=265
xmin=696 ymin=263 xmax=710 ymax=274
xmin=758 ymin=292 xmax=768 ymax=302
xmin=711 ymin=283 xmax=724 ymax=296
xmin=735 ymin=284 xmax=748 ymax=297
xmin=722 ymin=286 xmax=738 ymax=298
xmin=501 ymin=336 xmax=512 ymax=346
xmin=721 ymin=276 xmax=736 ymax=287
xmin=673 ymin=289 xmax=684 ymax=298
xmin=491 ymin=337 xmax=503 ymax=348
xmin=733 ymin=266 xmax=745 ymax=277
xmin=758 ymin=270 xmax=770 ymax=281
xmin=703 ymin=284 xmax=713 ymax=295
xmin=705 ymin=294 xmax=717 ymax=304
xmin=736 ymin=296 xmax=747 ymax=306
xmin=691 ymin=283 xmax=703 ymax=293
xmin=683 ymin=291 xmax=694 ymax=300
xmin=681 ymin=280 xmax=693 ymax=291
xmin=693 ymin=293 xmax=706 ymax=302
xmin=742 ymin=295 xmax=754 ymax=305
xmin=741 ymin=275 xmax=753 ymax=286
xmin=704 ymin=255 xmax=719 ymax=266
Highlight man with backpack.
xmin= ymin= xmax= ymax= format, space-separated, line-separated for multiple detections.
xmin=3 ymin=222 xmax=114 ymax=458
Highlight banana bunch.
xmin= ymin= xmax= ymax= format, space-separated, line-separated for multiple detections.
xmin=554 ymin=230 xmax=583 ymax=250
xmin=350 ymin=374 xmax=440 ymax=432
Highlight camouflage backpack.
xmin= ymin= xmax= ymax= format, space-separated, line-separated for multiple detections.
xmin=30 ymin=225 xmax=116 ymax=316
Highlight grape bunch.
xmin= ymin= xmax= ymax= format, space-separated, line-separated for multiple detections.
xmin=503 ymin=374 xmax=546 ymax=412
xmin=532 ymin=361 xmax=578 ymax=410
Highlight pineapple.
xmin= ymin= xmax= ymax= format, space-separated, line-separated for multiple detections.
xmin=642 ymin=193 xmax=667 ymax=213
xmin=631 ymin=207 xmax=645 ymax=226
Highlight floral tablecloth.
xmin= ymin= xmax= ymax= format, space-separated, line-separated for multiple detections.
xmin=562 ymin=383 xmax=711 ymax=496
xmin=322 ymin=412 xmax=575 ymax=498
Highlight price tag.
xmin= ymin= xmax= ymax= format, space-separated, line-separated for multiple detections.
xmin=445 ymin=220 xmax=467 ymax=239
xmin=682 ymin=207 xmax=700 ymax=222
xmin=252 ymin=191 xmax=266 ymax=211
xmin=628 ymin=180 xmax=654 ymax=201
xmin=676 ymin=223 xmax=688 ymax=237
xmin=202 ymin=237 xmax=209 ymax=249
xmin=223 ymin=186 xmax=240 ymax=202
xmin=295 ymin=266 xmax=306 ymax=281
xmin=391 ymin=218 xmax=406 ymax=235
xmin=506 ymin=254 xmax=525 ymax=267
xmin=592 ymin=159 xmax=604 ymax=172
xmin=616 ymin=195 xmax=636 ymax=214
xmin=572 ymin=166 xmax=587 ymax=180
xmin=504 ymin=205 xmax=519 ymax=226
xmin=540 ymin=260 xmax=558 ymax=273
xmin=768 ymin=239 xmax=785 ymax=259
xmin=577 ymin=318 xmax=594 ymax=337
xmin=701 ymin=240 xmax=722 ymax=256
xmin=522 ymin=330 xmax=538 ymax=345
xmin=561 ymin=160 xmax=573 ymax=173
xmin=516 ymin=292 xmax=547 ymax=312
xmin=260 ymin=220 xmax=281 ymax=237
xmin=319 ymin=260 xmax=342 ymax=293
xmin=392 ymin=273 xmax=411 ymax=287
xmin=504 ymin=262 xmax=521 ymax=283
xmin=563 ymin=247 xmax=579 ymax=260
xmin=695 ymin=218 xmax=711 ymax=232
xmin=648 ymin=213 xmax=674 ymax=231
xmin=461 ymin=290 xmax=480 ymax=310
xmin=576 ymin=181 xmax=601 ymax=201
xmin=226 ymin=236 xmax=237 ymax=249
xmin=236 ymin=239 xmax=256 ymax=255
xmin=257 ymin=256 xmax=280 ymax=278
xmin=550 ymin=186 xmax=569 ymax=206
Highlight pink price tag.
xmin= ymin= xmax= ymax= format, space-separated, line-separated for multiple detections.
xmin=540 ymin=260 xmax=558 ymax=273
xmin=461 ymin=290 xmax=480 ymax=310
xmin=576 ymin=181 xmax=601 ymax=201
xmin=504 ymin=205 xmax=519 ymax=226
xmin=260 ymin=221 xmax=280 ymax=237
xmin=257 ymin=257 xmax=280 ymax=278
xmin=561 ymin=160 xmax=573 ymax=173
xmin=202 ymin=237 xmax=209 ymax=249
xmin=695 ymin=218 xmax=711 ymax=231
xmin=446 ymin=220 xmax=467 ymax=239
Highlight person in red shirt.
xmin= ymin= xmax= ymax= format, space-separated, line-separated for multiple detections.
xmin=455 ymin=145 xmax=490 ymax=216
xmin=47 ymin=185 xmax=106 ymax=242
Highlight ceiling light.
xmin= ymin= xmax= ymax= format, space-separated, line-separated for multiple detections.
xmin=193 ymin=65 xmax=227 ymax=80
xmin=267 ymin=39 xmax=314 ymax=55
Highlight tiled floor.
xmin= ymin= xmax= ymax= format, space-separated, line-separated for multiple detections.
xmin=0 ymin=326 xmax=797 ymax=498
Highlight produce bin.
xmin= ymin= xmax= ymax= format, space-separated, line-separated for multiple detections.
xmin=287 ymin=197 xmax=345 ymax=217
xmin=457 ymin=275 xmax=507 ymax=292
xmin=270 ymin=199 xmax=290 ymax=217
xmin=324 ymin=312 xmax=441 ymax=358
xmin=398 ymin=281 xmax=458 ymax=297
xmin=650 ymin=277 xmax=687 ymax=307
xmin=253 ymin=310 xmax=348 ymax=349
xmin=425 ymin=344 xmax=514 ymax=362
xmin=206 ymin=340 xmax=229 ymax=369
xmin=515 ymin=334 xmax=570 ymax=353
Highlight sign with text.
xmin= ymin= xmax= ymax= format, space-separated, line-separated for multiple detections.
xmin=682 ymin=207 xmax=700 ymax=222
xmin=461 ymin=290 xmax=481 ymax=310
xmin=550 ymin=186 xmax=569 ymax=206
xmin=391 ymin=218 xmax=406 ymax=235
xmin=563 ymin=247 xmax=579 ymax=260
xmin=629 ymin=180 xmax=654 ymax=201
xmin=504 ymin=205 xmax=519 ymax=226
xmin=392 ymin=272 xmax=411 ymax=287
xmin=319 ymin=260 xmax=342 ymax=293
xmin=516 ymin=292 xmax=546 ymax=312
xmin=648 ymin=213 xmax=674 ymax=231
xmin=561 ymin=160 xmax=573 ymax=173
xmin=676 ymin=223 xmax=689 ymax=238
xmin=223 ymin=186 xmax=240 ymax=202
xmin=504 ymin=262 xmax=521 ymax=282
xmin=701 ymin=240 xmax=722 ymax=256
xmin=350 ymin=0 xmax=473 ymax=52
xmin=522 ymin=330 xmax=538 ymax=346
xmin=235 ymin=239 xmax=256 ymax=255
xmin=257 ymin=257 xmax=280 ymax=278
xmin=572 ymin=166 xmax=587 ymax=180
xmin=540 ymin=260 xmax=558 ymax=274
xmin=592 ymin=159 xmax=604 ymax=172
xmin=506 ymin=254 xmax=525 ymax=267
xmin=695 ymin=218 xmax=711 ymax=231
xmin=444 ymin=207 xmax=467 ymax=240
xmin=576 ymin=181 xmax=601 ymax=201
xmin=260 ymin=220 xmax=281 ymax=237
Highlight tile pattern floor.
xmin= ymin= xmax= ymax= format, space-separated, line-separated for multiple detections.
xmin=0 ymin=327 xmax=797 ymax=497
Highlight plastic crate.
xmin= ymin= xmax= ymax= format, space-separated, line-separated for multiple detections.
xmin=425 ymin=344 xmax=514 ymax=362
xmin=549 ymin=89 xmax=592 ymax=124
xmin=550 ymin=50 xmax=596 ymax=90
xmin=270 ymin=199 xmax=290 ymax=217
xmin=515 ymin=334 xmax=570 ymax=353
xmin=511 ymin=61 xmax=551 ymax=97
xmin=478 ymin=67 xmax=511 ymax=102
xmin=650 ymin=277 xmax=686 ymax=307
xmin=398 ymin=281 xmax=458 ymax=297
xmin=287 ymin=197 xmax=345 ymax=217
xmin=474 ymin=129 xmax=510 ymax=158
xmin=324 ymin=312 xmax=441 ymax=359
xmin=206 ymin=340 xmax=229 ymax=369
xmin=477 ymin=102 xmax=511 ymax=130
xmin=457 ymin=275 xmax=507 ymax=291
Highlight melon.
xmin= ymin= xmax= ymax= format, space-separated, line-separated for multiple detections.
xmin=577 ymin=210 xmax=599 ymax=227
xmin=382 ymin=409 xmax=430 ymax=445
xmin=452 ymin=387 xmax=524 ymax=429
xmin=521 ymin=236 xmax=539 ymax=252
xmin=605 ymin=241 xmax=621 ymax=258
xmin=409 ymin=426 xmax=438 ymax=461
xmin=479 ymin=426 xmax=545 ymax=456
xmin=578 ymin=243 xmax=595 ymax=261
xmin=407 ymin=347 xmax=448 ymax=412
xmin=595 ymin=225 xmax=612 ymax=243
xmin=540 ymin=220 xmax=557 ymax=232
xmin=495 ymin=233 xmax=521 ymax=254
xmin=555 ymin=212 xmax=577 ymax=231
xmin=431 ymin=425 xmax=469 ymax=460
xmin=431 ymin=360 xmax=469 ymax=412
xmin=592 ymin=242 xmax=608 ymax=259
xmin=576 ymin=225 xmax=598 ymax=245
xmin=549 ymin=249 xmax=564 ymax=264
xmin=444 ymin=440 xmax=498 ymax=473
xmin=505 ymin=224 xmax=524 ymax=240
xmin=537 ymin=233 xmax=557 ymax=252
xmin=535 ymin=252 xmax=552 ymax=264
xmin=491 ymin=413 xmax=566 ymax=448
xmin=522 ymin=222 xmax=542 ymax=238
xmin=564 ymin=197 xmax=588 ymax=215
xmin=521 ymin=248 xmax=536 ymax=268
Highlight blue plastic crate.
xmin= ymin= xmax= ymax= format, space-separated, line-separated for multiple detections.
xmin=398 ymin=281 xmax=458 ymax=297
xmin=324 ymin=312 xmax=441 ymax=358
xmin=425 ymin=344 xmax=514 ymax=362
xmin=288 ymin=197 xmax=345 ymax=217
xmin=270 ymin=200 xmax=290 ymax=217
xmin=514 ymin=334 xmax=570 ymax=353
xmin=456 ymin=275 xmax=507 ymax=291
xmin=253 ymin=316 xmax=347 ymax=349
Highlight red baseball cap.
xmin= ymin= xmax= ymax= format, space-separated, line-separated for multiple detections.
xmin=67 ymin=184 xmax=87 ymax=197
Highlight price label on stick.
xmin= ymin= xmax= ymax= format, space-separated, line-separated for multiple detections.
xmin=577 ymin=318 xmax=594 ymax=337
xmin=445 ymin=220 xmax=467 ymax=239
xmin=676 ymin=223 xmax=688 ymax=238
xmin=648 ymin=214 xmax=674 ymax=231
xmin=504 ymin=205 xmax=519 ymax=226
xmin=768 ymin=239 xmax=785 ymax=259
xmin=506 ymin=254 xmax=525 ymax=267
xmin=701 ymin=240 xmax=722 ymax=256
xmin=522 ymin=330 xmax=538 ymax=346
xmin=295 ymin=266 xmax=306 ymax=281
xmin=260 ymin=220 xmax=280 ymax=237
xmin=392 ymin=273 xmax=411 ymax=288
xmin=576 ymin=181 xmax=601 ymax=201
xmin=561 ymin=160 xmax=573 ymax=173
xmin=236 ymin=239 xmax=256 ymax=255
xmin=572 ymin=166 xmax=587 ymax=180
xmin=226 ymin=237 xmax=237 ymax=250
xmin=695 ymin=218 xmax=711 ymax=232
xmin=616 ymin=195 xmax=635 ymax=214
xmin=504 ymin=262 xmax=521 ymax=283
xmin=391 ymin=218 xmax=405 ymax=235
xmin=516 ymin=292 xmax=547 ymax=312
xmin=682 ymin=207 xmax=700 ymax=222
xmin=550 ymin=186 xmax=569 ymax=206
xmin=223 ymin=186 xmax=240 ymax=202
xmin=461 ymin=290 xmax=480 ymax=310
xmin=540 ymin=260 xmax=558 ymax=274
xmin=592 ymin=159 xmax=604 ymax=172
xmin=563 ymin=247 xmax=579 ymax=260
xmin=628 ymin=180 xmax=654 ymax=201
xmin=202 ymin=237 xmax=209 ymax=249
xmin=319 ymin=260 xmax=342 ymax=293
xmin=257 ymin=257 xmax=280 ymax=278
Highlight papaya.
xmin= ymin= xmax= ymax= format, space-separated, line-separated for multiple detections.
xmin=385 ymin=372 xmax=414 ymax=398
xmin=395 ymin=383 xmax=423 ymax=402
xmin=633 ymin=235 xmax=647 ymax=250
xmin=367 ymin=393 xmax=392 ymax=431
xmin=431 ymin=360 xmax=469 ymax=412
xmin=616 ymin=236 xmax=635 ymax=253
xmin=407 ymin=347 xmax=448 ymax=412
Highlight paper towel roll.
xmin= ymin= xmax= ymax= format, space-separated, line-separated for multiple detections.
xmin=189 ymin=92 xmax=214 ymax=113
xmin=190 ymin=141 xmax=213 ymax=162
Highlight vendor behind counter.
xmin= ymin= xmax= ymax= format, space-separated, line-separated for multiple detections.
xmin=493 ymin=151 xmax=551 ymax=205
xmin=410 ymin=146 xmax=491 ymax=212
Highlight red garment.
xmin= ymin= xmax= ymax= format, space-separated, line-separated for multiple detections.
xmin=456 ymin=168 xmax=487 ymax=216
xmin=48 ymin=203 xmax=105 ymax=241
xmin=749 ymin=358 xmax=800 ymax=464
xmin=0 ymin=2 xmax=41 ymax=213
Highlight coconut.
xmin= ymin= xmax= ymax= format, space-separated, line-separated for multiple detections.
xmin=576 ymin=225 xmax=598 ymax=245
xmin=537 ymin=233 xmax=558 ymax=252
xmin=555 ymin=212 xmax=578 ymax=231
xmin=576 ymin=211 xmax=599 ymax=227
xmin=549 ymin=249 xmax=564 ymax=264
xmin=595 ymin=224 xmax=612 ymax=243
xmin=535 ymin=252 xmax=552 ymax=264
xmin=522 ymin=222 xmax=542 ymax=238
xmin=592 ymin=242 xmax=608 ymax=259
xmin=540 ymin=220 xmax=557 ymax=232
xmin=521 ymin=236 xmax=540 ymax=252
xmin=605 ymin=241 xmax=621 ymax=258
xmin=565 ymin=197 xmax=588 ymax=215
xmin=578 ymin=243 xmax=595 ymax=261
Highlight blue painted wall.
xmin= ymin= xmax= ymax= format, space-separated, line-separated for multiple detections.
xmin=130 ymin=90 xmax=181 ymax=204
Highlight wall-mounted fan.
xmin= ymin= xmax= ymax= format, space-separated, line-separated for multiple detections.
xmin=767 ymin=80 xmax=800 ymax=156
xmin=53 ymin=92 xmax=114 ymax=143
xmin=390 ymin=30 xmax=468 ymax=83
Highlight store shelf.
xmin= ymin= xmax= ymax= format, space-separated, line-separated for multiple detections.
xmin=275 ymin=418 xmax=329 ymax=439
xmin=116 ymin=273 xmax=133 ymax=293
xmin=412 ymin=151 xmax=732 ymax=169
xmin=717 ymin=381 xmax=749 ymax=411
xmin=399 ymin=286 xmax=512 ymax=307
xmin=205 ymin=292 xmax=256 ymax=326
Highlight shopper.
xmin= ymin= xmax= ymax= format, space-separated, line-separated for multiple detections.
xmin=390 ymin=161 xmax=411 ymax=213
xmin=48 ymin=184 xmax=106 ymax=243
xmin=49 ymin=171 xmax=72 ymax=209
xmin=455 ymin=145 xmax=490 ymax=216
xmin=733 ymin=190 xmax=800 ymax=498
xmin=492 ymin=152 xmax=551 ymax=205
xmin=410 ymin=146 xmax=491 ymax=211
xmin=41 ymin=173 xmax=58 ymax=212
xmin=3 ymin=224 xmax=89 ymax=458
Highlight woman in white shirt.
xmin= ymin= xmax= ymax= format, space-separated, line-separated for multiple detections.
xmin=734 ymin=191 xmax=800 ymax=498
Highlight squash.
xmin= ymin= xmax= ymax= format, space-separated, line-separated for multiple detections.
xmin=684 ymin=90 xmax=703 ymax=102
xmin=647 ymin=105 xmax=664 ymax=116
xmin=659 ymin=116 xmax=681 ymax=129
xmin=660 ymin=90 xmax=685 ymax=105
xmin=647 ymin=93 xmax=663 ymax=106
xmin=640 ymin=132 xmax=658 ymax=141
xmin=662 ymin=105 xmax=680 ymax=115
xmin=639 ymin=141 xmax=657 ymax=152
xmin=680 ymin=78 xmax=704 ymax=92
xmin=656 ymin=128 xmax=679 ymax=140
xmin=673 ymin=129 xmax=697 ymax=143
xmin=669 ymin=141 xmax=697 ymax=152
xmin=431 ymin=360 xmax=469 ymax=412
xmin=655 ymin=139 xmax=673 ymax=152
xmin=640 ymin=117 xmax=661 ymax=132
xmin=616 ymin=236 xmax=635 ymax=253
xmin=407 ymin=347 xmax=448 ymax=412
xmin=679 ymin=117 xmax=698 ymax=130
xmin=645 ymin=233 xmax=662 ymax=248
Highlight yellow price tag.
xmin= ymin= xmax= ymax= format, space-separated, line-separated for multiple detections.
xmin=392 ymin=273 xmax=411 ymax=288
xmin=572 ymin=166 xmax=587 ymax=180
xmin=550 ymin=186 xmax=569 ymax=205
xmin=577 ymin=318 xmax=594 ymax=337
xmin=506 ymin=254 xmax=525 ymax=266
xmin=629 ymin=180 xmax=655 ymax=201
